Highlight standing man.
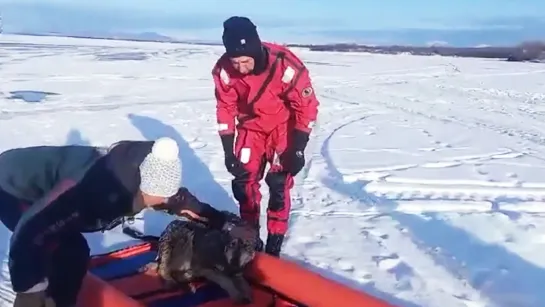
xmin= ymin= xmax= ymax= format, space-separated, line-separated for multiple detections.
xmin=212 ymin=16 xmax=319 ymax=257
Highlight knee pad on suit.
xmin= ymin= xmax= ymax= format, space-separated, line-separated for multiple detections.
xmin=231 ymin=173 xmax=251 ymax=204
xmin=265 ymin=172 xmax=289 ymax=212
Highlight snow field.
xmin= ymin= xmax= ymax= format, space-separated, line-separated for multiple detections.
xmin=0 ymin=34 xmax=545 ymax=306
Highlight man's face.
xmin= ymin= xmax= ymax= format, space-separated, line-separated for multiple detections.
xmin=230 ymin=56 xmax=254 ymax=75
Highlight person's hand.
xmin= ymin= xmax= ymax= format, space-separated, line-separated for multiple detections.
xmin=13 ymin=291 xmax=56 ymax=307
xmin=220 ymin=133 xmax=248 ymax=177
xmin=281 ymin=149 xmax=305 ymax=176
xmin=224 ymin=153 xmax=248 ymax=177
xmin=281 ymin=129 xmax=310 ymax=176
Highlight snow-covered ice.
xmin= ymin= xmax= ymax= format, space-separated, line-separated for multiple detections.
xmin=1 ymin=34 xmax=545 ymax=307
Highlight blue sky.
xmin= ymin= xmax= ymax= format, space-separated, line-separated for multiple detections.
xmin=1 ymin=0 xmax=544 ymax=46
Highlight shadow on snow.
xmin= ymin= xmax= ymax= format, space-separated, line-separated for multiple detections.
xmin=128 ymin=113 xmax=238 ymax=236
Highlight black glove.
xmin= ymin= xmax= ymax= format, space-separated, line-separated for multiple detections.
xmin=160 ymin=188 xmax=229 ymax=230
xmin=281 ymin=129 xmax=310 ymax=176
xmin=220 ymin=134 xmax=248 ymax=177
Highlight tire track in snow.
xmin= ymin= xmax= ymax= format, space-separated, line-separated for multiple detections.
xmin=317 ymin=82 xmax=545 ymax=305
xmin=326 ymin=71 xmax=545 ymax=150
xmin=313 ymin=73 xmax=545 ymax=305
xmin=344 ymin=149 xmax=545 ymax=203
xmin=314 ymin=114 xmax=490 ymax=307
xmin=323 ymin=81 xmax=545 ymax=203
xmin=366 ymin=85 xmax=545 ymax=149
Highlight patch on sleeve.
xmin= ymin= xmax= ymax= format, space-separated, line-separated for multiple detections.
xmin=281 ymin=66 xmax=295 ymax=83
xmin=217 ymin=123 xmax=229 ymax=131
xmin=301 ymin=86 xmax=313 ymax=97
xmin=219 ymin=68 xmax=230 ymax=85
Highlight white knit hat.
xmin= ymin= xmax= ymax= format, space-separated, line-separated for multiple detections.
xmin=139 ymin=137 xmax=182 ymax=198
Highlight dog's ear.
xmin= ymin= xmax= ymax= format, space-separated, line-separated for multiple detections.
xmin=238 ymin=246 xmax=255 ymax=267
xmin=224 ymin=239 xmax=237 ymax=267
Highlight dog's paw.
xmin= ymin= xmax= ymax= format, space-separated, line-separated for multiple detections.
xmin=139 ymin=262 xmax=158 ymax=273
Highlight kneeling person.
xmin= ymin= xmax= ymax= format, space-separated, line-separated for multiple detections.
xmin=0 ymin=137 xmax=246 ymax=307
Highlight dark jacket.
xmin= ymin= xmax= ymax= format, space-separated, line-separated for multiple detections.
xmin=1 ymin=140 xmax=226 ymax=293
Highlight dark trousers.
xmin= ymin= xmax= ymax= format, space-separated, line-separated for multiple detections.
xmin=0 ymin=188 xmax=90 ymax=307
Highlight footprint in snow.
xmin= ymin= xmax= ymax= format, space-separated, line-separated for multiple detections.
xmin=420 ymin=129 xmax=432 ymax=137
xmin=293 ymin=236 xmax=320 ymax=249
xmin=437 ymin=141 xmax=451 ymax=148
xmin=337 ymin=260 xmax=355 ymax=272
xmin=189 ymin=141 xmax=207 ymax=149
xmin=313 ymin=232 xmax=327 ymax=240
xmin=419 ymin=147 xmax=438 ymax=152
xmin=476 ymin=168 xmax=488 ymax=176
xmin=378 ymin=258 xmax=401 ymax=270
xmin=372 ymin=254 xmax=402 ymax=271
xmin=354 ymin=272 xmax=374 ymax=284
xmin=504 ymin=234 xmax=516 ymax=243
xmin=506 ymin=172 xmax=518 ymax=178
xmin=314 ymin=261 xmax=331 ymax=270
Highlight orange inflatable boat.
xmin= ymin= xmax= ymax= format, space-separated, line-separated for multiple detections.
xmin=76 ymin=242 xmax=396 ymax=307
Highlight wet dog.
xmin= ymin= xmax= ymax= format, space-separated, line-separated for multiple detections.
xmin=125 ymin=213 xmax=257 ymax=305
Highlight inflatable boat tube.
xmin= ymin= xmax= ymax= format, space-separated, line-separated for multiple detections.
xmin=76 ymin=242 xmax=395 ymax=307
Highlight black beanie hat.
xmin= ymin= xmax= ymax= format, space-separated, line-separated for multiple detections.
xmin=222 ymin=16 xmax=263 ymax=59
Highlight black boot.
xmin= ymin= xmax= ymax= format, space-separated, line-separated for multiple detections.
xmin=255 ymin=235 xmax=264 ymax=252
xmin=254 ymin=225 xmax=264 ymax=252
xmin=265 ymin=234 xmax=284 ymax=257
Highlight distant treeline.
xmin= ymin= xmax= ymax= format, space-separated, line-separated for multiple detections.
xmin=287 ymin=41 xmax=545 ymax=63
xmin=10 ymin=32 xmax=545 ymax=63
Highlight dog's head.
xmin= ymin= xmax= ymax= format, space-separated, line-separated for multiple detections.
xmin=222 ymin=214 xmax=258 ymax=271
xmin=224 ymin=236 xmax=256 ymax=271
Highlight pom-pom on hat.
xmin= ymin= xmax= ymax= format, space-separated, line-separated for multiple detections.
xmin=139 ymin=137 xmax=181 ymax=198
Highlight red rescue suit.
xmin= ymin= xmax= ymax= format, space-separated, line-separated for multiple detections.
xmin=212 ymin=42 xmax=319 ymax=235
